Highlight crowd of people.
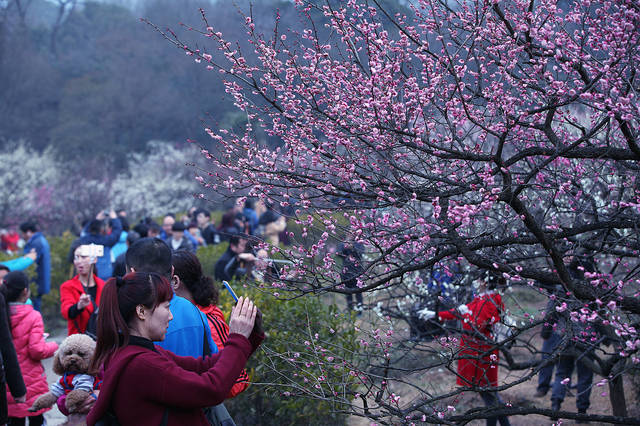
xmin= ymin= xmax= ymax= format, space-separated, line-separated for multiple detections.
xmin=0 ymin=200 xmax=281 ymax=426
xmin=0 ymin=203 xmax=609 ymax=426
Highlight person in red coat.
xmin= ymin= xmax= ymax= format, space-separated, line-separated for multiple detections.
xmin=60 ymin=244 xmax=106 ymax=336
xmin=86 ymin=272 xmax=263 ymax=426
xmin=172 ymin=250 xmax=250 ymax=398
xmin=433 ymin=271 xmax=511 ymax=426
xmin=2 ymin=271 xmax=58 ymax=425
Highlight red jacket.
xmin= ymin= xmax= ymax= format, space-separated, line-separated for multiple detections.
xmin=87 ymin=331 xmax=264 ymax=426
xmin=438 ymin=292 xmax=503 ymax=388
xmin=60 ymin=275 xmax=105 ymax=335
xmin=5 ymin=304 xmax=58 ymax=418
xmin=199 ymin=305 xmax=250 ymax=397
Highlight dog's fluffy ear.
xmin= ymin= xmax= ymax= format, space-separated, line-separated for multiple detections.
xmin=52 ymin=350 xmax=65 ymax=375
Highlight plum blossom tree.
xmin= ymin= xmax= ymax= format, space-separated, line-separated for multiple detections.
xmin=149 ymin=0 xmax=640 ymax=423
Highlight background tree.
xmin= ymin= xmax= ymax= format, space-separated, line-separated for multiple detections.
xmin=0 ymin=142 xmax=61 ymax=228
xmin=151 ymin=0 xmax=640 ymax=423
xmin=0 ymin=0 xmax=303 ymax=166
xmin=110 ymin=140 xmax=204 ymax=218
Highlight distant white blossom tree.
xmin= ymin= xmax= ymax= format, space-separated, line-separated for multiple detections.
xmin=0 ymin=141 xmax=61 ymax=227
xmin=110 ymin=140 xmax=202 ymax=218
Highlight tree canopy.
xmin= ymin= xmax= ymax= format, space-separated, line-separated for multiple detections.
xmin=0 ymin=0 xmax=301 ymax=166
xmin=155 ymin=0 xmax=640 ymax=423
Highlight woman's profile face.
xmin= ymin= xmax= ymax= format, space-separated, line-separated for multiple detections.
xmin=144 ymin=301 xmax=173 ymax=342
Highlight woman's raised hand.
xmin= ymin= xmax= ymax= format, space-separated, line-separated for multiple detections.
xmin=229 ymin=296 xmax=258 ymax=338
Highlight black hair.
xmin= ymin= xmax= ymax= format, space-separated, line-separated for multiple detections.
xmin=88 ymin=219 xmax=104 ymax=235
xmin=1 ymin=271 xmax=30 ymax=329
xmin=244 ymin=199 xmax=254 ymax=209
xmin=172 ymin=222 xmax=185 ymax=232
xmin=126 ymin=230 xmax=141 ymax=245
xmin=194 ymin=208 xmax=210 ymax=219
xmin=172 ymin=251 xmax=218 ymax=307
xmin=125 ymin=238 xmax=173 ymax=279
xmin=67 ymin=238 xmax=83 ymax=264
xmin=229 ymin=234 xmax=246 ymax=247
xmin=148 ymin=222 xmax=162 ymax=235
xmin=133 ymin=223 xmax=149 ymax=238
xmin=19 ymin=221 xmax=37 ymax=233
xmin=116 ymin=216 xmax=129 ymax=232
xmin=0 ymin=264 xmax=10 ymax=273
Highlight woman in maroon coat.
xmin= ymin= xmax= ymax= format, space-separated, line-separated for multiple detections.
xmin=435 ymin=271 xmax=511 ymax=426
xmin=86 ymin=272 xmax=263 ymax=426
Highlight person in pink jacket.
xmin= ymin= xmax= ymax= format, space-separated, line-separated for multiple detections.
xmin=1 ymin=271 xmax=58 ymax=426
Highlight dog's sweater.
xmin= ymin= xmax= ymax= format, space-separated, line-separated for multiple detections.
xmin=51 ymin=372 xmax=96 ymax=397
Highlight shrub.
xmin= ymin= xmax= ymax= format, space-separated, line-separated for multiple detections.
xmin=216 ymin=281 xmax=359 ymax=425
xmin=196 ymin=242 xmax=359 ymax=425
xmin=196 ymin=242 xmax=229 ymax=279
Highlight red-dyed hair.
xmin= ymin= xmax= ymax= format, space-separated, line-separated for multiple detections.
xmin=90 ymin=272 xmax=172 ymax=373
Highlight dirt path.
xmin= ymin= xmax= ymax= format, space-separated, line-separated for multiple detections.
xmin=40 ymin=332 xmax=67 ymax=426
xmin=42 ymin=355 xmax=68 ymax=426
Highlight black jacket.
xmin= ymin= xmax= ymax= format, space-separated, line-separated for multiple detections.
xmin=0 ymin=292 xmax=27 ymax=423
xmin=214 ymin=248 xmax=244 ymax=282
xmin=201 ymin=224 xmax=219 ymax=245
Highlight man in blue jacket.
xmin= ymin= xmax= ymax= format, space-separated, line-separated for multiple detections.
xmin=78 ymin=210 xmax=122 ymax=280
xmin=125 ymin=237 xmax=217 ymax=357
xmin=19 ymin=221 xmax=50 ymax=311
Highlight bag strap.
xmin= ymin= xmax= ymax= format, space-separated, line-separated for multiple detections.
xmin=197 ymin=305 xmax=211 ymax=357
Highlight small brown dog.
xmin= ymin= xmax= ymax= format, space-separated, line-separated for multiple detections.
xmin=30 ymin=334 xmax=99 ymax=417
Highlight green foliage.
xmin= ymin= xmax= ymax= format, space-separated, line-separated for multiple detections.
xmin=196 ymin=242 xmax=229 ymax=279
xmin=192 ymin=242 xmax=360 ymax=424
xmin=216 ymin=284 xmax=359 ymax=426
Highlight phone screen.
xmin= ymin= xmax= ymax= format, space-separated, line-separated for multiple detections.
xmin=223 ymin=281 xmax=239 ymax=302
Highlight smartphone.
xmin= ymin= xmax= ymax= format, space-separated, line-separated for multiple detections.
xmin=222 ymin=281 xmax=239 ymax=302
xmin=78 ymin=244 xmax=104 ymax=258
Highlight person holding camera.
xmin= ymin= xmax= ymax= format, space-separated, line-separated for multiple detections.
xmin=423 ymin=271 xmax=511 ymax=426
xmin=214 ymin=235 xmax=255 ymax=282
xmin=60 ymin=244 xmax=106 ymax=336
xmin=76 ymin=210 xmax=122 ymax=280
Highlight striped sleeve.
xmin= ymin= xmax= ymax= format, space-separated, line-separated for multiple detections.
xmin=207 ymin=313 xmax=250 ymax=397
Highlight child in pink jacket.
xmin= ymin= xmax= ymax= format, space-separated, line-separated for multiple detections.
xmin=1 ymin=271 xmax=58 ymax=426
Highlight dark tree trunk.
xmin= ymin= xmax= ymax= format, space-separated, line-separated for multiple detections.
xmin=608 ymin=359 xmax=628 ymax=417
